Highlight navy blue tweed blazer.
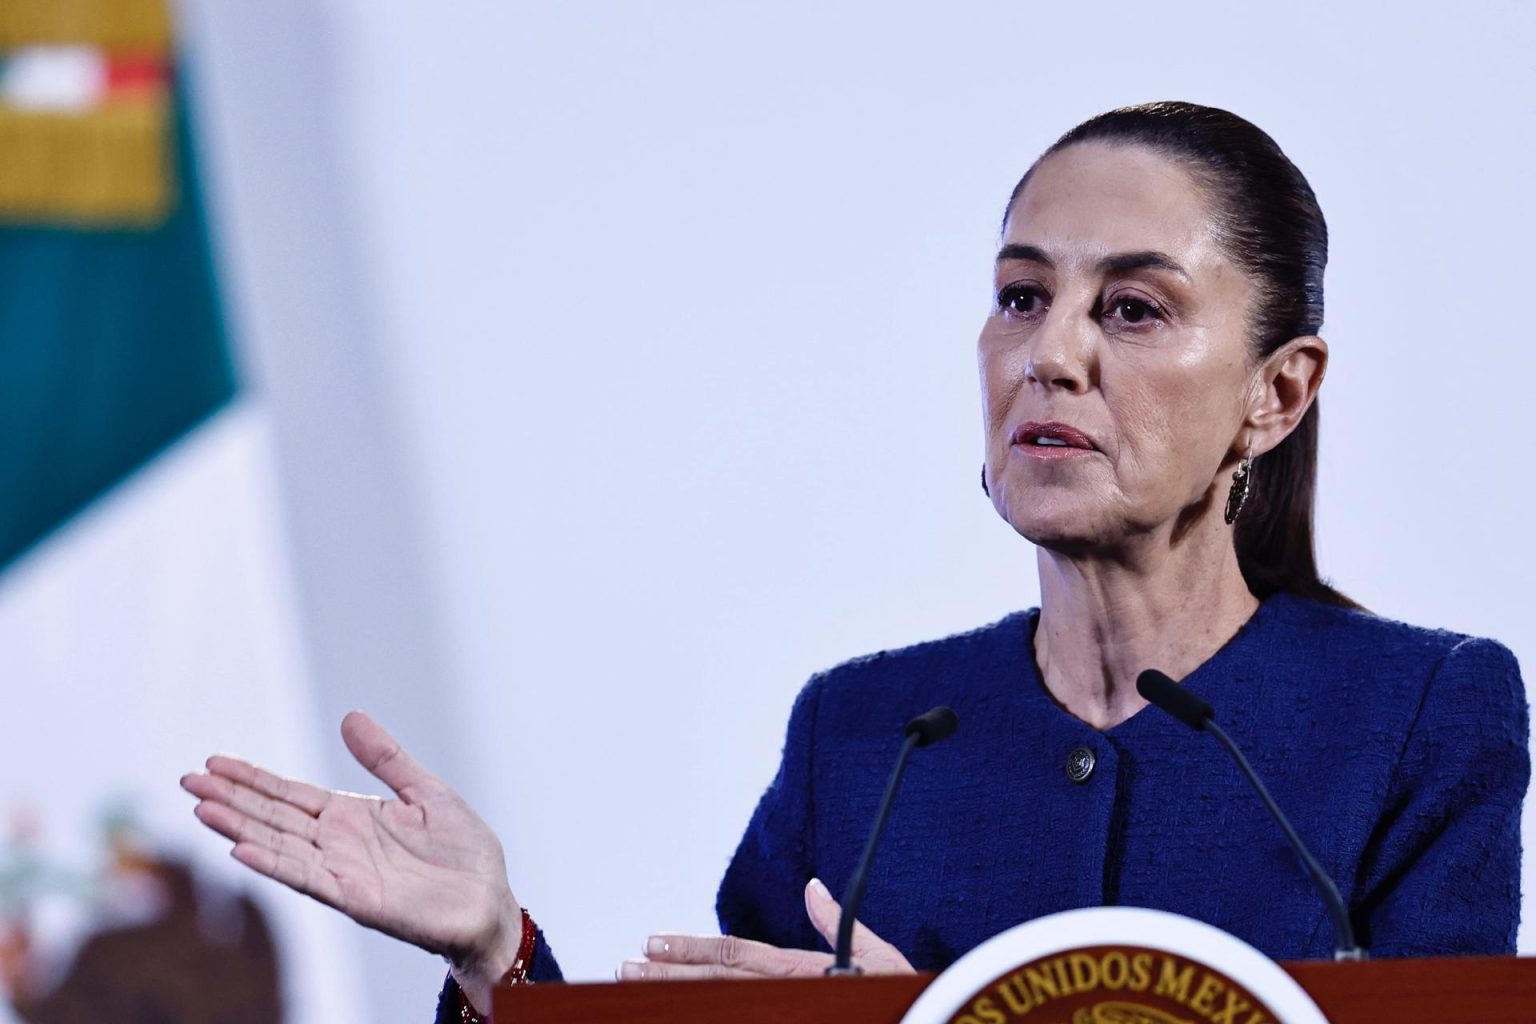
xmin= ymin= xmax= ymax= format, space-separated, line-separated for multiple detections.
xmin=438 ymin=592 xmax=1528 ymax=1015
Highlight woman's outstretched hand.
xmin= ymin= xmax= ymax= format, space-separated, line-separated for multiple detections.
xmin=180 ymin=711 xmax=520 ymax=1012
xmin=618 ymin=878 xmax=914 ymax=979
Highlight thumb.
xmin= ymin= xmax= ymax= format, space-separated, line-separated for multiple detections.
xmin=803 ymin=877 xmax=844 ymax=950
xmin=340 ymin=710 xmax=437 ymax=802
xmin=803 ymin=878 xmax=911 ymax=971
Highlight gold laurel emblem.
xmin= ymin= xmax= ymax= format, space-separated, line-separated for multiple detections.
xmin=1072 ymin=1003 xmax=1198 ymax=1024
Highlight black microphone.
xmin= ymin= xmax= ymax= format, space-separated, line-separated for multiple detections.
xmin=1137 ymin=669 xmax=1364 ymax=960
xmin=826 ymin=706 xmax=958 ymax=976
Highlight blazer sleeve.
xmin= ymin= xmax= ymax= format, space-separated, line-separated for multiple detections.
xmin=714 ymin=674 xmax=826 ymax=952
xmin=1354 ymin=636 xmax=1530 ymax=956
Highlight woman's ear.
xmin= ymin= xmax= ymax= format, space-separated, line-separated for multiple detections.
xmin=1246 ymin=335 xmax=1328 ymax=455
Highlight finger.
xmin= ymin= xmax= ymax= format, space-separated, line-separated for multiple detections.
xmin=616 ymin=959 xmax=760 ymax=982
xmin=804 ymin=877 xmax=842 ymax=949
xmin=191 ymin=798 xmax=252 ymax=846
xmin=641 ymin=933 xmax=827 ymax=977
xmin=230 ymin=840 xmax=345 ymax=910
xmin=183 ymin=774 xmax=320 ymax=842
xmin=340 ymin=711 xmax=438 ymax=803
xmin=199 ymin=757 xmax=330 ymax=817
xmin=193 ymin=800 xmax=318 ymax=862
xmin=803 ymin=878 xmax=907 ymax=967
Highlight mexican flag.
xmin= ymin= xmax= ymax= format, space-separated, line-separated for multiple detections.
xmin=0 ymin=2 xmax=362 ymax=1021
xmin=0 ymin=2 xmax=234 ymax=567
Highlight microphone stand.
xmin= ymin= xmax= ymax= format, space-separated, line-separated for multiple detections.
xmin=1137 ymin=669 xmax=1364 ymax=961
xmin=827 ymin=707 xmax=957 ymax=975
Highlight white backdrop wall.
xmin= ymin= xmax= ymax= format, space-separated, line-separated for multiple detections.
xmin=181 ymin=0 xmax=1536 ymax=1014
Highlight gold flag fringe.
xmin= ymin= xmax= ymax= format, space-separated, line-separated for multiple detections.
xmin=0 ymin=0 xmax=171 ymax=51
xmin=0 ymin=101 xmax=172 ymax=227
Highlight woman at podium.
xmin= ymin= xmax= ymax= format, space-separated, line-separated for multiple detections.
xmin=181 ymin=102 xmax=1529 ymax=1021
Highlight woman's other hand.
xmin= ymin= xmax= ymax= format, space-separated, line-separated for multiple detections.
xmin=618 ymin=877 xmax=913 ymax=979
xmin=180 ymin=711 xmax=521 ymax=1010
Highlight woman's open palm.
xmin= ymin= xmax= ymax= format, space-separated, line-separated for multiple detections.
xmin=180 ymin=711 xmax=520 ymax=970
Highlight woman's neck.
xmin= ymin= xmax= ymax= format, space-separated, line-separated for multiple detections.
xmin=1032 ymin=529 xmax=1260 ymax=731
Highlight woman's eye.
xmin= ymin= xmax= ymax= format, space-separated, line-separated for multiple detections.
xmin=997 ymin=284 xmax=1047 ymax=318
xmin=1104 ymin=295 xmax=1164 ymax=327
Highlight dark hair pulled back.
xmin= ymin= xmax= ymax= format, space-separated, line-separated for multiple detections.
xmin=1008 ymin=101 xmax=1354 ymax=609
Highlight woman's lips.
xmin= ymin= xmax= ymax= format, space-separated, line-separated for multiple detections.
xmin=1010 ymin=421 xmax=1098 ymax=460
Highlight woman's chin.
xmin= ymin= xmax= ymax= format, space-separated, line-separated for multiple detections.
xmin=1005 ymin=512 xmax=1108 ymax=554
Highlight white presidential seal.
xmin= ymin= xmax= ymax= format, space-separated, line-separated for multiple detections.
xmin=900 ymin=907 xmax=1331 ymax=1024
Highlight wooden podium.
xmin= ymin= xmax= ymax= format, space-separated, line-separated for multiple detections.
xmin=497 ymin=956 xmax=1536 ymax=1022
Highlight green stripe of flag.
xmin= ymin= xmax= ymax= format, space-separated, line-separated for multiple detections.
xmin=0 ymin=76 xmax=237 ymax=569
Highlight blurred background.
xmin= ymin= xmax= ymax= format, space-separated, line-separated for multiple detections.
xmin=1 ymin=1 xmax=1532 ymax=1020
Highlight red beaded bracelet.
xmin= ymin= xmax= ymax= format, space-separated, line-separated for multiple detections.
xmin=457 ymin=907 xmax=538 ymax=1024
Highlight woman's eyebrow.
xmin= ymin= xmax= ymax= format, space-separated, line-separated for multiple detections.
xmin=995 ymin=244 xmax=1191 ymax=283
xmin=996 ymin=243 xmax=1054 ymax=267
xmin=1097 ymin=250 xmax=1191 ymax=281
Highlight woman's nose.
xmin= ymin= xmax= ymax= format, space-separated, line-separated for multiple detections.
xmin=1024 ymin=307 xmax=1093 ymax=393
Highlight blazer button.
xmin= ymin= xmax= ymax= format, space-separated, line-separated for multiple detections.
xmin=1065 ymin=745 xmax=1096 ymax=784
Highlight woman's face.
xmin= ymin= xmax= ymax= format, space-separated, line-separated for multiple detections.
xmin=979 ymin=141 xmax=1261 ymax=554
